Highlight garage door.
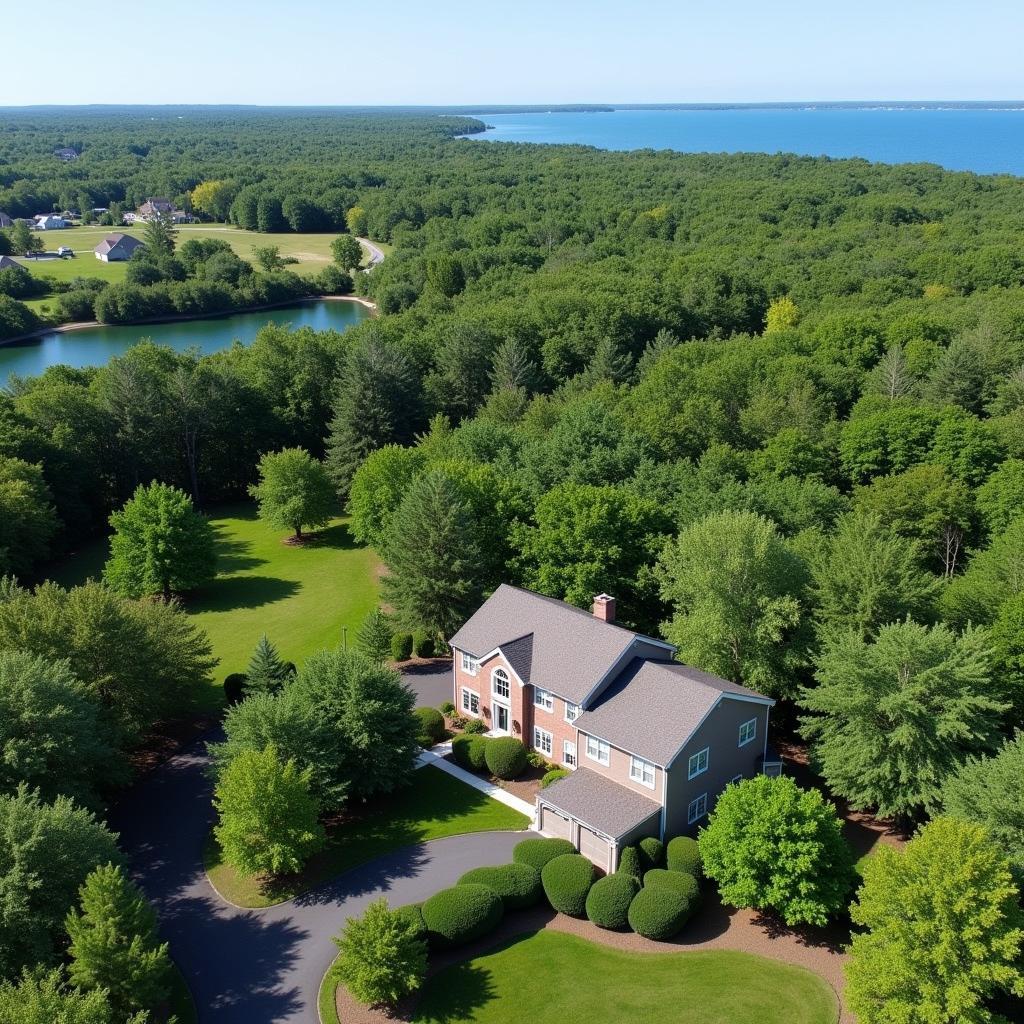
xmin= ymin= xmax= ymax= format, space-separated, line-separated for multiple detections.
xmin=539 ymin=806 xmax=572 ymax=840
xmin=578 ymin=825 xmax=612 ymax=871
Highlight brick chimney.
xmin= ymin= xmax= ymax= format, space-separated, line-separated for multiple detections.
xmin=592 ymin=593 xmax=616 ymax=622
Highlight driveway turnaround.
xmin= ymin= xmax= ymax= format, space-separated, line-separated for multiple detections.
xmin=110 ymin=733 xmax=532 ymax=1023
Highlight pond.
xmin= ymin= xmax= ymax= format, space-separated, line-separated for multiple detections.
xmin=0 ymin=299 xmax=372 ymax=379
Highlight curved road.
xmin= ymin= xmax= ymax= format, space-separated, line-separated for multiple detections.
xmin=357 ymin=237 xmax=385 ymax=269
xmin=111 ymin=671 xmax=531 ymax=1023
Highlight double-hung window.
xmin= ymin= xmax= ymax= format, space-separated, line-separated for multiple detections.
xmin=460 ymin=688 xmax=480 ymax=716
xmin=564 ymin=702 xmax=580 ymax=723
xmin=629 ymin=755 xmax=656 ymax=789
xmin=563 ymin=740 xmax=577 ymax=767
xmin=534 ymin=727 xmax=553 ymax=756
xmin=460 ymin=651 xmax=479 ymax=675
xmin=687 ymin=793 xmax=708 ymax=824
xmin=687 ymin=746 xmax=709 ymax=780
xmin=492 ymin=668 xmax=510 ymax=699
xmin=585 ymin=735 xmax=610 ymax=766
xmin=738 ymin=718 xmax=757 ymax=747
xmin=534 ymin=688 xmax=553 ymax=712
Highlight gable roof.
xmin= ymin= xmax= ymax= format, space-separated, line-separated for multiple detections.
xmin=574 ymin=658 xmax=773 ymax=766
xmin=0 ymin=255 xmax=21 ymax=270
xmin=540 ymin=768 xmax=661 ymax=841
xmin=95 ymin=233 xmax=143 ymax=256
xmin=449 ymin=585 xmax=669 ymax=705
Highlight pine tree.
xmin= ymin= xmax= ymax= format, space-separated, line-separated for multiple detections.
xmin=865 ymin=343 xmax=916 ymax=401
xmin=580 ymin=336 xmax=633 ymax=386
xmin=381 ymin=469 xmax=484 ymax=637
xmin=245 ymin=635 xmax=291 ymax=696
xmin=635 ymin=327 xmax=679 ymax=378
xmin=356 ymin=608 xmax=393 ymax=664
xmin=65 ymin=863 xmax=171 ymax=1018
xmin=488 ymin=337 xmax=539 ymax=393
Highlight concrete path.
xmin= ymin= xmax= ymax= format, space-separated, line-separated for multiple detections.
xmin=110 ymin=725 xmax=532 ymax=1022
xmin=418 ymin=743 xmax=536 ymax=818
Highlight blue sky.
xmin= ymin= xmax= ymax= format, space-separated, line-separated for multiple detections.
xmin=2 ymin=0 xmax=1022 ymax=106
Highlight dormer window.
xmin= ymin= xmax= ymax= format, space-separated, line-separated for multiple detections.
xmin=492 ymin=667 xmax=510 ymax=699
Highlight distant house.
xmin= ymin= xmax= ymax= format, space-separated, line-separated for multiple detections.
xmin=94 ymin=233 xmax=144 ymax=262
xmin=136 ymin=198 xmax=192 ymax=224
xmin=54 ymin=147 xmax=79 ymax=161
xmin=34 ymin=214 xmax=68 ymax=230
xmin=0 ymin=212 xmax=12 ymax=229
xmin=0 ymin=255 xmax=21 ymax=270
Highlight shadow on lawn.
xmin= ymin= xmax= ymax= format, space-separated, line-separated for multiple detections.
xmin=191 ymin=574 xmax=300 ymax=613
xmin=213 ymin=533 xmax=264 ymax=574
xmin=292 ymin=521 xmax=361 ymax=551
xmin=413 ymin=961 xmax=497 ymax=1024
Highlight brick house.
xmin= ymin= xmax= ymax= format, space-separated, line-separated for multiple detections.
xmin=449 ymin=585 xmax=780 ymax=872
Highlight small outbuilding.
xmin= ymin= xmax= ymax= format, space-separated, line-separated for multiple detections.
xmin=34 ymin=215 xmax=67 ymax=230
xmin=0 ymin=255 xmax=22 ymax=270
xmin=94 ymin=232 xmax=144 ymax=262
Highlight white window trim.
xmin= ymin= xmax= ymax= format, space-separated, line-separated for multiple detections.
xmin=629 ymin=755 xmax=656 ymax=790
xmin=491 ymin=667 xmax=510 ymax=699
xmin=585 ymin=736 xmax=610 ymax=766
xmin=460 ymin=687 xmax=480 ymax=717
xmin=738 ymin=718 xmax=757 ymax=747
xmin=534 ymin=726 xmax=553 ymax=756
xmin=564 ymin=701 xmax=580 ymax=723
xmin=687 ymin=746 xmax=710 ymax=780
xmin=534 ymin=688 xmax=553 ymax=712
xmin=459 ymin=651 xmax=479 ymax=676
xmin=563 ymin=740 xmax=577 ymax=767
xmin=687 ymin=792 xmax=708 ymax=824
xmin=731 ymin=773 xmax=743 ymax=784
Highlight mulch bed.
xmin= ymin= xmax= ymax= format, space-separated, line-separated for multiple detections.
xmin=127 ymin=713 xmax=219 ymax=777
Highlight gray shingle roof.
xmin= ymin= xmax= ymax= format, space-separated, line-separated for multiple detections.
xmin=449 ymin=585 xmax=665 ymax=705
xmin=540 ymin=768 xmax=661 ymax=840
xmin=574 ymin=658 xmax=772 ymax=766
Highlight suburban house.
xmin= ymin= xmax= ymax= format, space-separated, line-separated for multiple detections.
xmin=132 ymin=198 xmax=192 ymax=224
xmin=0 ymin=255 xmax=22 ymax=270
xmin=94 ymin=232 xmax=144 ymax=262
xmin=34 ymin=214 xmax=68 ymax=230
xmin=450 ymin=586 xmax=780 ymax=872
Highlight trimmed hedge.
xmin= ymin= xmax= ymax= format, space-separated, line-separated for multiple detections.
xmin=463 ymin=717 xmax=486 ymax=735
xmin=643 ymin=868 xmax=700 ymax=903
xmin=666 ymin=835 xmax=703 ymax=878
xmin=638 ymin=836 xmax=666 ymax=872
xmin=585 ymin=872 xmax=640 ymax=929
xmin=513 ymin=837 xmax=577 ymax=872
xmin=421 ymin=884 xmax=504 ymax=948
xmin=484 ymin=736 xmax=528 ymax=779
xmin=414 ymin=706 xmax=446 ymax=746
xmin=393 ymin=902 xmax=427 ymax=939
xmin=458 ymin=863 xmax=543 ymax=910
xmin=627 ymin=885 xmax=692 ymax=940
xmin=390 ymin=632 xmax=413 ymax=661
xmin=413 ymin=629 xmax=436 ymax=658
xmin=541 ymin=768 xmax=570 ymax=789
xmin=452 ymin=734 xmax=488 ymax=771
xmin=541 ymin=854 xmax=596 ymax=917
xmin=618 ymin=846 xmax=642 ymax=881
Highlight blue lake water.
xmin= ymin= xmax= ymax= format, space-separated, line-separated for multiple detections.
xmin=0 ymin=299 xmax=371 ymax=379
xmin=469 ymin=107 xmax=1024 ymax=175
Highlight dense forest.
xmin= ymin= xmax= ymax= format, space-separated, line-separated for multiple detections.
xmin=2 ymin=109 xmax=1024 ymax=1020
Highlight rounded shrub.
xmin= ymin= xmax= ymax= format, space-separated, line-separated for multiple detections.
xmin=642 ymin=868 xmax=700 ymax=903
xmin=412 ymin=629 xmax=436 ymax=658
xmin=617 ymin=845 xmax=642 ymax=881
xmin=452 ymin=734 xmax=489 ymax=772
xmin=540 ymin=768 xmax=570 ymax=789
xmin=627 ymin=885 xmax=692 ymax=940
xmin=541 ymin=854 xmax=596 ymax=917
xmin=390 ymin=632 xmax=413 ymax=661
xmin=458 ymin=863 xmax=543 ymax=910
xmin=463 ymin=717 xmax=486 ymax=735
xmin=513 ymin=837 xmax=576 ymax=872
xmin=666 ymin=835 xmax=702 ymax=878
xmin=638 ymin=836 xmax=666 ymax=872
xmin=585 ymin=872 xmax=640 ymax=929
xmin=414 ymin=706 xmax=446 ymax=746
xmin=421 ymin=884 xmax=504 ymax=948
xmin=440 ymin=700 xmax=456 ymax=716
xmin=393 ymin=902 xmax=426 ymax=939
xmin=484 ymin=736 xmax=528 ymax=780
xmin=223 ymin=672 xmax=247 ymax=705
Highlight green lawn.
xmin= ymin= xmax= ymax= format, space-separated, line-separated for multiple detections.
xmin=318 ymin=956 xmax=343 ymax=1024
xmin=47 ymin=502 xmax=381 ymax=711
xmin=205 ymin=765 xmax=529 ymax=908
xmin=413 ymin=933 xmax=839 ymax=1024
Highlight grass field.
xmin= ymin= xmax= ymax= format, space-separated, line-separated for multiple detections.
xmin=413 ymin=934 xmax=840 ymax=1024
xmin=205 ymin=766 xmax=530 ymax=908
xmin=48 ymin=502 xmax=381 ymax=711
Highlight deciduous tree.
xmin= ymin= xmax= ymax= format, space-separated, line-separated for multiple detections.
xmin=330 ymin=235 xmax=363 ymax=270
xmin=249 ymin=447 xmax=335 ymax=540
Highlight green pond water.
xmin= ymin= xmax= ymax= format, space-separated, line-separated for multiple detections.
xmin=0 ymin=300 xmax=371 ymax=378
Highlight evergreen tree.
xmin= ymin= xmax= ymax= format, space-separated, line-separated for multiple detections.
xmin=0 ymin=968 xmax=126 ymax=1024
xmin=245 ymin=635 xmax=291 ymax=696
xmin=579 ymin=335 xmax=633 ymax=387
xmin=635 ymin=327 xmax=679 ymax=379
xmin=65 ymin=863 xmax=171 ymax=1018
xmin=142 ymin=210 xmax=177 ymax=258
xmin=864 ymin=343 xmax=916 ymax=401
xmin=356 ymin=607 xmax=393 ymax=664
xmin=489 ymin=337 xmax=540 ymax=393
xmin=381 ymin=469 xmax=484 ymax=637
xmin=324 ymin=332 xmax=421 ymax=497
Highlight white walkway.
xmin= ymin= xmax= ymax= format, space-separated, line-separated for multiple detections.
xmin=416 ymin=741 xmax=537 ymax=818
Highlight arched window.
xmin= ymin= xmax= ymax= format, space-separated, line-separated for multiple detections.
xmin=492 ymin=667 xmax=510 ymax=699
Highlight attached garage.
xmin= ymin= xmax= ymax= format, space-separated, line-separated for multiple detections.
xmin=577 ymin=824 xmax=612 ymax=872
xmin=539 ymin=805 xmax=572 ymax=841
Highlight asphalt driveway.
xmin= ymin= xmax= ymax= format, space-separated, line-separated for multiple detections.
xmin=403 ymin=660 xmax=453 ymax=709
xmin=110 ymin=727 xmax=531 ymax=1022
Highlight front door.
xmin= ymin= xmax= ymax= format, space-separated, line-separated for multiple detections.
xmin=493 ymin=701 xmax=510 ymax=735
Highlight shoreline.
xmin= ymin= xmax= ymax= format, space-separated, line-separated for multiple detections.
xmin=0 ymin=293 xmax=378 ymax=348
